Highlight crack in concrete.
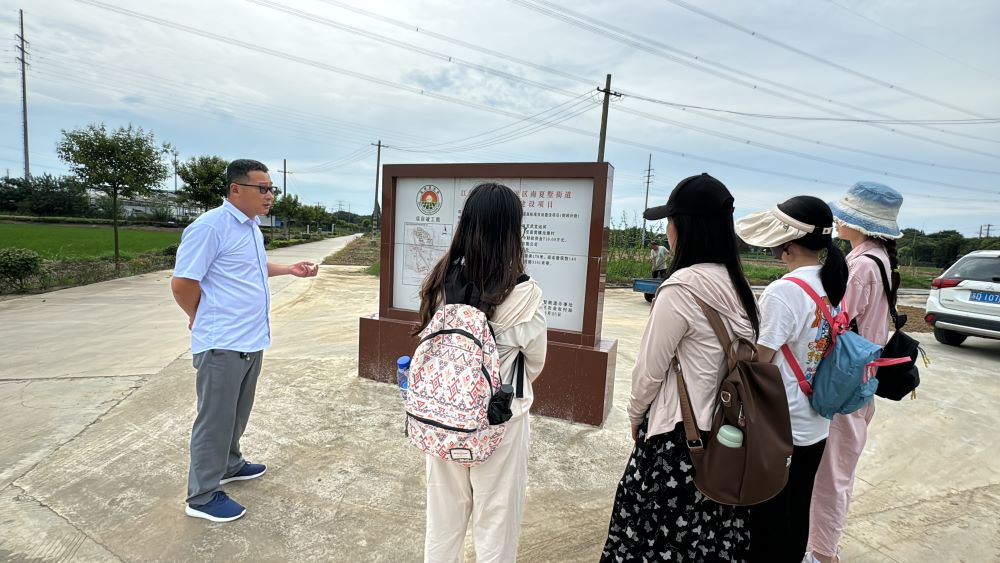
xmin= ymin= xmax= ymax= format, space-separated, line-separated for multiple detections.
xmin=7 ymin=483 xmax=125 ymax=563
xmin=0 ymin=374 xmax=150 ymax=383
xmin=10 ymin=379 xmax=145 ymax=488
xmin=854 ymin=481 xmax=1000 ymax=519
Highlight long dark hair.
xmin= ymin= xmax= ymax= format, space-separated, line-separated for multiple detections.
xmin=415 ymin=182 xmax=524 ymax=332
xmin=880 ymin=238 xmax=901 ymax=295
xmin=668 ymin=213 xmax=760 ymax=338
xmin=778 ymin=196 xmax=848 ymax=307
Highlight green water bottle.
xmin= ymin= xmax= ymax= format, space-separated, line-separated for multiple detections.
xmin=716 ymin=424 xmax=744 ymax=448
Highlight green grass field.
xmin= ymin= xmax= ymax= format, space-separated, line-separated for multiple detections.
xmin=0 ymin=223 xmax=181 ymax=259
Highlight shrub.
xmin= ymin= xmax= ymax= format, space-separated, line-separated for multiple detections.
xmin=0 ymin=248 xmax=44 ymax=291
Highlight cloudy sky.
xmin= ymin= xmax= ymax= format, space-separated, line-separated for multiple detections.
xmin=2 ymin=0 xmax=998 ymax=236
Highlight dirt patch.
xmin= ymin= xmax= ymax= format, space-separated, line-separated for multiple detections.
xmin=323 ymin=235 xmax=378 ymax=266
xmin=899 ymin=305 xmax=931 ymax=333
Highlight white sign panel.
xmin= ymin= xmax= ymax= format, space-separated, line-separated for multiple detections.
xmin=392 ymin=177 xmax=594 ymax=332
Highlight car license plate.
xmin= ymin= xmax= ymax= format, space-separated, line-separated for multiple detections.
xmin=970 ymin=291 xmax=1000 ymax=304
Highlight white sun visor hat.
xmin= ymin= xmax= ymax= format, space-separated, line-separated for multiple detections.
xmin=735 ymin=206 xmax=832 ymax=248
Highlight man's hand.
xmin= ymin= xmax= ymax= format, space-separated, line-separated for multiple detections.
xmin=631 ymin=425 xmax=640 ymax=441
xmin=289 ymin=261 xmax=320 ymax=278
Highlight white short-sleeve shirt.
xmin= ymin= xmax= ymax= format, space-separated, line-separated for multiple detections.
xmin=757 ymin=265 xmax=835 ymax=446
xmin=173 ymin=200 xmax=271 ymax=354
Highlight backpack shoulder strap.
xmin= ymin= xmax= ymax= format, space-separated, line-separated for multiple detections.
xmin=780 ymin=344 xmax=813 ymax=396
xmin=691 ymin=295 xmax=736 ymax=372
xmin=514 ymin=351 xmax=525 ymax=399
xmin=674 ymin=358 xmax=705 ymax=451
xmin=673 ymin=293 xmax=736 ymax=451
xmin=863 ymin=253 xmax=902 ymax=330
xmin=784 ymin=277 xmax=837 ymax=329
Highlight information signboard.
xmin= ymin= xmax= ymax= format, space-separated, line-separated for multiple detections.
xmin=392 ymin=177 xmax=592 ymax=331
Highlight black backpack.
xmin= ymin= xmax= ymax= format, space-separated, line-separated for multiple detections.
xmin=863 ymin=254 xmax=924 ymax=401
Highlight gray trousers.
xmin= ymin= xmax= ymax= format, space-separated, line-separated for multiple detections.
xmin=186 ymin=349 xmax=263 ymax=505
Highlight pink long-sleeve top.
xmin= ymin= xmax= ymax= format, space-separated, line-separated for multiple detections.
xmin=842 ymin=239 xmax=893 ymax=346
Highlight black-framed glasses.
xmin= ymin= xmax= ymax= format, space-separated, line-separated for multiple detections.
xmin=234 ymin=182 xmax=280 ymax=195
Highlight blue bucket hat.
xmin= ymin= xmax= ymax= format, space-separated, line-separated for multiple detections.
xmin=828 ymin=181 xmax=903 ymax=240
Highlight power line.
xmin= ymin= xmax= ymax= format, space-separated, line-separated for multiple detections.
xmin=823 ymin=0 xmax=999 ymax=81
xmin=298 ymin=0 xmax=1000 ymax=176
xmin=248 ymin=0 xmax=579 ymax=98
xmin=70 ymin=0 xmax=603 ymax=159
xmin=628 ymin=98 xmax=1000 ymax=177
xmin=295 ymin=146 xmax=376 ymax=173
xmin=623 ymin=93 xmax=1000 ymax=125
xmin=505 ymin=0 xmax=1000 ymax=154
xmin=663 ymin=0 xmax=990 ymax=119
xmin=615 ymin=105 xmax=999 ymax=194
xmin=390 ymin=95 xmax=598 ymax=154
xmin=312 ymin=0 xmax=593 ymax=88
xmin=241 ymin=0 xmax=1000 ymax=178
xmin=35 ymin=51 xmax=594 ymax=164
xmin=62 ymin=0 xmax=1000 ymax=199
xmin=31 ymin=51 xmax=542 ymax=164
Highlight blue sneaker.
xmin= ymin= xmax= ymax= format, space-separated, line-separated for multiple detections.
xmin=185 ymin=491 xmax=246 ymax=523
xmin=220 ymin=462 xmax=267 ymax=485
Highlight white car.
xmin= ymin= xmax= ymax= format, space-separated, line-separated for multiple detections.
xmin=924 ymin=250 xmax=1000 ymax=346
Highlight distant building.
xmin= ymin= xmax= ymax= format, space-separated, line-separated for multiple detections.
xmin=84 ymin=189 xmax=277 ymax=226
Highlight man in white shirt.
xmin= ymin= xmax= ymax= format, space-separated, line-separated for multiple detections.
xmin=171 ymin=159 xmax=319 ymax=523
xmin=649 ymin=241 xmax=669 ymax=279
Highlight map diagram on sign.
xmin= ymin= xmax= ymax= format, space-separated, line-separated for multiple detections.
xmin=402 ymin=223 xmax=451 ymax=286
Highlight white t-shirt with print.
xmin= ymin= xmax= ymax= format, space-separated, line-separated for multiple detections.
xmin=650 ymin=246 xmax=669 ymax=270
xmin=757 ymin=265 xmax=835 ymax=446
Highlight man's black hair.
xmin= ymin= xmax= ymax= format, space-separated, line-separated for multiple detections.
xmin=226 ymin=159 xmax=269 ymax=187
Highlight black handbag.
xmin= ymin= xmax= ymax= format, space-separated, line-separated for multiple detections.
xmin=863 ymin=254 xmax=923 ymax=401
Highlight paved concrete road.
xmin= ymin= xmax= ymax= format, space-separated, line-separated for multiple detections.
xmin=1 ymin=253 xmax=997 ymax=562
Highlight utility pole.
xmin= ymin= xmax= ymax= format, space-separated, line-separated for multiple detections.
xmin=16 ymin=9 xmax=30 ymax=180
xmin=980 ymin=225 xmax=984 ymax=238
xmin=987 ymin=224 xmax=994 ymax=238
xmin=171 ymin=149 xmax=179 ymax=193
xmin=372 ymin=140 xmax=383 ymax=237
xmin=277 ymin=158 xmax=294 ymax=238
xmin=641 ymin=154 xmax=653 ymax=247
xmin=596 ymin=74 xmax=621 ymax=162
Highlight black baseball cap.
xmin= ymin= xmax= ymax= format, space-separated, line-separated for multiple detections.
xmin=643 ymin=173 xmax=735 ymax=220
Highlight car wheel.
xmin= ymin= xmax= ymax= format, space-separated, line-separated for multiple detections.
xmin=934 ymin=328 xmax=967 ymax=346
xmin=644 ymin=293 xmax=654 ymax=303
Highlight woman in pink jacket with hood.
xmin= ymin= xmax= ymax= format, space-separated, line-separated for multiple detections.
xmin=806 ymin=182 xmax=905 ymax=563
xmin=602 ymin=173 xmax=760 ymax=563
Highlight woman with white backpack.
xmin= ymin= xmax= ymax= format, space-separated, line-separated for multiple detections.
xmin=413 ymin=182 xmax=547 ymax=563
xmin=735 ymin=196 xmax=849 ymax=563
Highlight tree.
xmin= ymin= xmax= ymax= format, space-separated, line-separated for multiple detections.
xmin=300 ymin=204 xmax=329 ymax=232
xmin=177 ymin=155 xmax=228 ymax=211
xmin=270 ymin=194 xmax=302 ymax=236
xmin=57 ymin=124 xmax=170 ymax=271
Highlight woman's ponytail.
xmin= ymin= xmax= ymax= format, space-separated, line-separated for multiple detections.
xmin=821 ymin=239 xmax=849 ymax=307
xmin=882 ymin=238 xmax=901 ymax=294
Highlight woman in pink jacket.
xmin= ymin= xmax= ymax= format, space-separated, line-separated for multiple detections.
xmin=601 ymin=173 xmax=760 ymax=563
xmin=806 ymin=182 xmax=905 ymax=563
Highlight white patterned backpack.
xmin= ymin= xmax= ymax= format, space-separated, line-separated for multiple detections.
xmin=405 ymin=303 xmax=507 ymax=466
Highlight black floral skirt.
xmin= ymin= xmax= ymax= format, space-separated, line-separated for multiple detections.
xmin=601 ymin=419 xmax=751 ymax=563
